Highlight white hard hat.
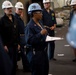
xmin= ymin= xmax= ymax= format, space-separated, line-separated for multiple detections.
xmin=2 ymin=1 xmax=13 ymax=9
xmin=70 ymin=0 xmax=76 ymax=6
xmin=15 ymin=2 xmax=24 ymax=9
xmin=28 ymin=3 xmax=42 ymax=14
xmin=43 ymin=0 xmax=51 ymax=3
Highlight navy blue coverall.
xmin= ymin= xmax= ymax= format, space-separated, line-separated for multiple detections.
xmin=0 ymin=36 xmax=12 ymax=75
xmin=25 ymin=19 xmax=49 ymax=75
xmin=15 ymin=13 xmax=30 ymax=71
xmin=0 ymin=14 xmax=20 ymax=75
xmin=42 ymin=9 xmax=57 ymax=59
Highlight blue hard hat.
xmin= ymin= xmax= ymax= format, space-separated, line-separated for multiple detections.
xmin=28 ymin=3 xmax=42 ymax=14
xmin=66 ymin=14 xmax=76 ymax=48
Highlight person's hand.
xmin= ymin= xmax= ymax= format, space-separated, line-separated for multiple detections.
xmin=40 ymin=29 xmax=47 ymax=35
xmin=18 ymin=44 xmax=20 ymax=50
xmin=4 ymin=46 xmax=8 ymax=52
xmin=50 ymin=26 xmax=55 ymax=30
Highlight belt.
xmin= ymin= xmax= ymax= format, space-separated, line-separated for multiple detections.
xmin=20 ymin=34 xmax=25 ymax=36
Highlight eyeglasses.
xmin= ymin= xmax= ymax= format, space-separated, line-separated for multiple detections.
xmin=34 ymin=11 xmax=42 ymax=14
xmin=44 ymin=2 xmax=50 ymax=4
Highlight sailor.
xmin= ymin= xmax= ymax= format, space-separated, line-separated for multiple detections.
xmin=25 ymin=3 xmax=49 ymax=75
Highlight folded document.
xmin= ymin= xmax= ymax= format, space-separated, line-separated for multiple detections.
xmin=46 ymin=35 xmax=63 ymax=42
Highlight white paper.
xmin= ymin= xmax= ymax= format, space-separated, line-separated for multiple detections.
xmin=46 ymin=35 xmax=63 ymax=42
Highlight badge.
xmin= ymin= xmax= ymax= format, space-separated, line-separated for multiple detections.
xmin=20 ymin=5 xmax=22 ymax=7
xmin=8 ymin=3 xmax=10 ymax=6
xmin=52 ymin=13 xmax=54 ymax=16
xmin=52 ymin=17 xmax=54 ymax=20
xmin=32 ymin=5 xmax=36 ymax=10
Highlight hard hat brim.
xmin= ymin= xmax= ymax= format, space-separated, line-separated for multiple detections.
xmin=28 ymin=10 xmax=42 ymax=15
xmin=43 ymin=1 xmax=50 ymax=3
xmin=2 ymin=6 xmax=13 ymax=9
xmin=15 ymin=7 xmax=24 ymax=9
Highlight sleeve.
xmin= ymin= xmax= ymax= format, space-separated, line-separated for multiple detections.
xmin=0 ymin=37 xmax=13 ymax=75
xmin=69 ymin=11 xmax=73 ymax=27
xmin=41 ymin=10 xmax=44 ymax=25
xmin=0 ymin=18 xmax=5 ymax=45
xmin=0 ymin=18 xmax=3 ymax=35
xmin=53 ymin=11 xmax=57 ymax=25
xmin=25 ymin=25 xmax=44 ymax=45
xmin=16 ymin=19 xmax=20 ymax=45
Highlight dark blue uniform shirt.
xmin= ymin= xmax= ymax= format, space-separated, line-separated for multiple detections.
xmin=25 ymin=19 xmax=47 ymax=50
xmin=42 ymin=9 xmax=56 ymax=27
xmin=0 ymin=14 xmax=20 ymax=46
xmin=15 ymin=13 xmax=25 ymax=34
xmin=42 ymin=9 xmax=56 ymax=36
